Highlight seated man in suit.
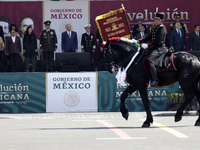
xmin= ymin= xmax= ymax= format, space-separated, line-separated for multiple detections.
xmin=135 ymin=26 xmax=148 ymax=40
xmin=189 ymin=25 xmax=200 ymax=51
xmin=131 ymin=16 xmax=147 ymax=39
xmin=62 ymin=24 xmax=78 ymax=53
xmin=170 ymin=22 xmax=185 ymax=52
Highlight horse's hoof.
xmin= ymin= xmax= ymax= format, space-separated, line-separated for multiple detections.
xmin=122 ymin=112 xmax=129 ymax=120
xmin=124 ymin=112 xmax=129 ymax=120
xmin=120 ymin=109 xmax=129 ymax=120
xmin=194 ymin=121 xmax=200 ymax=126
xmin=174 ymin=117 xmax=182 ymax=122
xmin=174 ymin=113 xmax=182 ymax=122
xmin=142 ymin=123 xmax=150 ymax=128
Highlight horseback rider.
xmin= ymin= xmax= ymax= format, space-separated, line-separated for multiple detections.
xmin=137 ymin=13 xmax=167 ymax=87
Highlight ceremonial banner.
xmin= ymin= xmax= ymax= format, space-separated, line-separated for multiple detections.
xmin=95 ymin=7 xmax=131 ymax=41
xmin=43 ymin=1 xmax=89 ymax=52
xmin=0 ymin=73 xmax=46 ymax=113
xmin=46 ymin=73 xmax=97 ymax=112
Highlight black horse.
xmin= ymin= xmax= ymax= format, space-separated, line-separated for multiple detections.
xmin=103 ymin=38 xmax=200 ymax=127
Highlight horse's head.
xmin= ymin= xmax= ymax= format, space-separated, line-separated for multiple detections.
xmin=103 ymin=37 xmax=139 ymax=74
xmin=103 ymin=41 xmax=120 ymax=73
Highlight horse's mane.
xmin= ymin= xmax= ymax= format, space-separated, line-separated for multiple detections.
xmin=104 ymin=37 xmax=139 ymax=52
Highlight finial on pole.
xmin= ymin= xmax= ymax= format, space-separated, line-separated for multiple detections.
xmin=121 ymin=3 xmax=125 ymax=10
xmin=156 ymin=7 xmax=158 ymax=13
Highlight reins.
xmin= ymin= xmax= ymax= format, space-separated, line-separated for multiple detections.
xmin=106 ymin=43 xmax=144 ymax=74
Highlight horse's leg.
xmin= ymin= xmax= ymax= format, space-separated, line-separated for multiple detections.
xmin=175 ymin=84 xmax=194 ymax=122
xmin=120 ymin=85 xmax=137 ymax=120
xmin=191 ymin=81 xmax=200 ymax=126
xmin=194 ymin=95 xmax=200 ymax=126
xmin=138 ymin=86 xmax=153 ymax=127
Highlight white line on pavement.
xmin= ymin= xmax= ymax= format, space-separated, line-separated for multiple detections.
xmin=153 ymin=122 xmax=188 ymax=138
xmin=96 ymin=137 xmax=147 ymax=140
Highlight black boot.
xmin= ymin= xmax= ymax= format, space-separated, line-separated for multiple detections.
xmin=150 ymin=67 xmax=159 ymax=87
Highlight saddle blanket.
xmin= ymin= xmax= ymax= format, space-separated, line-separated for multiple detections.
xmin=143 ymin=53 xmax=177 ymax=72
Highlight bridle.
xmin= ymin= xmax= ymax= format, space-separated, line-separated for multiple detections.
xmin=104 ymin=46 xmax=120 ymax=73
xmin=104 ymin=44 xmax=144 ymax=73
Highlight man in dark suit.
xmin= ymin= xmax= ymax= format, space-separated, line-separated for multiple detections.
xmin=135 ymin=26 xmax=148 ymax=40
xmin=6 ymin=30 xmax=21 ymax=72
xmin=62 ymin=24 xmax=78 ymax=53
xmin=170 ymin=14 xmax=189 ymax=34
xmin=131 ymin=16 xmax=147 ymax=39
xmin=40 ymin=20 xmax=57 ymax=72
xmin=189 ymin=25 xmax=200 ymax=51
xmin=170 ymin=22 xmax=185 ymax=52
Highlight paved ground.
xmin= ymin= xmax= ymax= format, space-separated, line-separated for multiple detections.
xmin=0 ymin=111 xmax=200 ymax=150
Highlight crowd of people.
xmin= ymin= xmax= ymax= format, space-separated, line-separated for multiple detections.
xmin=0 ymin=13 xmax=199 ymax=73
xmin=131 ymin=14 xmax=200 ymax=52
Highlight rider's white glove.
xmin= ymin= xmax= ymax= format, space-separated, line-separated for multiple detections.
xmin=141 ymin=43 xmax=148 ymax=49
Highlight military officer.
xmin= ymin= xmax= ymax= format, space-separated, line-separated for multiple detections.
xmin=131 ymin=16 xmax=147 ymax=39
xmin=40 ymin=20 xmax=57 ymax=72
xmin=81 ymin=24 xmax=96 ymax=70
xmin=170 ymin=14 xmax=188 ymax=34
xmin=81 ymin=24 xmax=96 ymax=53
xmin=137 ymin=13 xmax=167 ymax=87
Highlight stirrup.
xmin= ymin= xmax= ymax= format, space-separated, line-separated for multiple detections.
xmin=150 ymin=80 xmax=159 ymax=87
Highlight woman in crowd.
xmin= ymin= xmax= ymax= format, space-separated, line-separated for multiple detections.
xmin=9 ymin=24 xmax=19 ymax=36
xmin=23 ymin=25 xmax=37 ymax=72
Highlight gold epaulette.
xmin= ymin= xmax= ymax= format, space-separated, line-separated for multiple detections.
xmin=40 ymin=29 xmax=45 ymax=35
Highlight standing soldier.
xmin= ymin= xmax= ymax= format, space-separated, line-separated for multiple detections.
xmin=40 ymin=20 xmax=57 ymax=72
xmin=81 ymin=24 xmax=96 ymax=70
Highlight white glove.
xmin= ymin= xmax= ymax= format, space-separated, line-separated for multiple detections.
xmin=141 ymin=43 xmax=148 ymax=49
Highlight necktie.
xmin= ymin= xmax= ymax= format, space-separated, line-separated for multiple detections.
xmin=68 ymin=32 xmax=71 ymax=39
xmin=178 ymin=29 xmax=180 ymax=36
xmin=178 ymin=29 xmax=182 ymax=38
xmin=197 ymin=33 xmax=199 ymax=39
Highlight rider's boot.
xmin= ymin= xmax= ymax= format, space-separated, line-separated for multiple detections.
xmin=150 ymin=66 xmax=159 ymax=87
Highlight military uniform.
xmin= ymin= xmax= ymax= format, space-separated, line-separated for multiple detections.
xmin=81 ymin=24 xmax=97 ymax=70
xmin=139 ymin=13 xmax=167 ymax=87
xmin=81 ymin=33 xmax=96 ymax=52
xmin=40 ymin=20 xmax=57 ymax=72
xmin=142 ymin=24 xmax=167 ymax=65
xmin=150 ymin=23 xmax=168 ymax=48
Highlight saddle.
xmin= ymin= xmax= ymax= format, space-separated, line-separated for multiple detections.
xmin=143 ymin=51 xmax=177 ymax=72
